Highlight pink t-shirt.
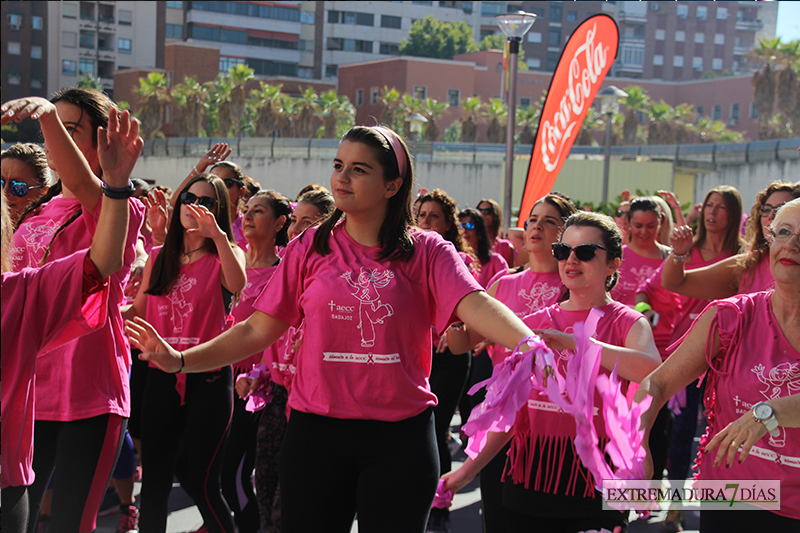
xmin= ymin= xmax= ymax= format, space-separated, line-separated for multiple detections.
xmin=512 ymin=302 xmax=644 ymax=494
xmin=610 ymin=245 xmax=665 ymax=306
xmin=231 ymin=263 xmax=279 ymax=375
xmin=493 ymin=237 xmax=515 ymax=266
xmin=689 ymin=291 xmax=800 ymax=519
xmin=30 ymin=197 xmax=145 ymax=421
xmin=253 ymin=223 xmax=483 ymax=421
xmin=491 ymin=269 xmax=565 ymax=362
xmin=477 ymin=252 xmax=509 ymax=289
xmin=738 ymin=256 xmax=774 ymax=295
xmin=1 ymin=251 xmax=109 ymax=488
xmin=11 ymin=195 xmax=82 ymax=270
xmin=231 ymin=211 xmax=248 ymax=251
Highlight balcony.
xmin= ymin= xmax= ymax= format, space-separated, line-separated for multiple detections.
xmin=733 ymin=44 xmax=748 ymax=56
xmin=617 ymin=11 xmax=647 ymax=24
xmin=735 ymin=18 xmax=762 ymax=31
xmin=620 ymin=34 xmax=646 ymax=44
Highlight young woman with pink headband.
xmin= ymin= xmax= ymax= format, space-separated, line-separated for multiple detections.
xmin=128 ymin=124 xmax=539 ymax=531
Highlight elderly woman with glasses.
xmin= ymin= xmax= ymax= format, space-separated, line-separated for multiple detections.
xmin=122 ymin=173 xmax=246 ymax=533
xmin=636 ymin=197 xmax=800 ymax=532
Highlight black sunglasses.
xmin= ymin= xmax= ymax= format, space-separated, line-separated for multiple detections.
xmin=223 ymin=178 xmax=243 ymax=189
xmin=551 ymin=242 xmax=607 ymax=262
xmin=2 ymin=179 xmax=45 ymax=198
xmin=614 ymin=208 xmax=628 ymax=219
xmin=477 ymin=207 xmax=494 ymax=215
xmin=180 ymin=191 xmax=218 ymax=211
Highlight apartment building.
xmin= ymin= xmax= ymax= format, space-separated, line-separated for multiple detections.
xmin=2 ymin=1 xmax=49 ymax=102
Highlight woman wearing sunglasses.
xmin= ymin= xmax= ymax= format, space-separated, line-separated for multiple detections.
xmin=2 ymin=92 xmax=146 ymax=533
xmin=1 ymin=143 xmax=51 ymax=224
xmin=459 ymin=208 xmax=509 ymax=290
xmin=635 ymin=198 xmax=800 ymax=532
xmin=122 ymin=173 xmax=245 ymax=533
xmin=443 ymin=211 xmax=660 ymax=532
xmin=477 ymin=198 xmax=516 ymax=266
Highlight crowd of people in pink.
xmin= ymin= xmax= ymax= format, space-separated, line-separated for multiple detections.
xmin=2 ymin=89 xmax=798 ymax=533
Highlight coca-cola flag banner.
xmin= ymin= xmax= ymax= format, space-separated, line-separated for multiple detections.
xmin=517 ymin=14 xmax=619 ymax=226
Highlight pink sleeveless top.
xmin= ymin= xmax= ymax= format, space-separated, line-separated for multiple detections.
xmin=145 ymin=247 xmax=231 ymax=403
xmin=738 ymin=256 xmax=774 ymax=294
xmin=477 ymin=252 xmax=509 ymax=289
xmin=688 ymin=291 xmax=799 ymax=519
xmin=231 ymin=264 xmax=279 ymax=375
xmin=515 ymin=302 xmax=643 ymax=496
xmin=610 ymin=245 xmax=665 ymax=306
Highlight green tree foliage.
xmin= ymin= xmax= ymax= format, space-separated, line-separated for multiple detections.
xmin=171 ymin=76 xmax=207 ymax=138
xmin=399 ymin=16 xmax=478 ymax=59
xmin=478 ymin=33 xmax=528 ymax=70
xmin=135 ymin=72 xmax=169 ymax=139
xmin=77 ymin=73 xmax=104 ymax=92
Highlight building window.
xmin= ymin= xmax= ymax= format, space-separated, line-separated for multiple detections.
xmin=696 ymin=106 xmax=704 ymax=117
xmin=519 ymin=97 xmax=531 ymax=108
xmin=62 ymin=60 xmax=78 ymax=76
xmin=547 ymin=51 xmax=560 ymax=70
xmin=119 ymin=10 xmax=132 ymax=25
xmin=355 ymin=88 xmax=364 ymax=106
xmin=548 ymin=29 xmax=561 ymax=47
xmin=8 ymin=72 xmax=22 ymax=85
xmin=731 ymin=103 xmax=740 ymax=120
xmin=677 ymin=4 xmax=688 ymax=19
xmin=79 ymin=59 xmax=95 ymax=76
xmin=381 ymin=15 xmax=402 ymax=29
xmin=673 ymin=56 xmax=684 ymax=67
xmin=166 ymin=24 xmax=182 ymax=38
xmin=697 ymin=6 xmax=707 ymax=20
xmin=694 ymin=33 xmax=705 ymax=44
xmin=481 ymin=2 xmax=503 ymax=17
xmin=166 ymin=1 xmax=183 ymax=8
xmin=653 ymin=55 xmax=664 ymax=66
xmin=31 ymin=45 xmax=42 ymax=59
xmin=63 ymin=31 xmax=77 ymax=47
xmin=8 ymin=42 xmax=21 ymax=55
xmin=693 ymin=57 xmax=703 ymax=70
xmin=675 ymin=31 xmax=685 ymax=42
xmin=714 ymin=34 xmax=725 ymax=45
xmin=655 ymin=29 xmax=665 ymax=40
xmin=118 ymin=38 xmax=132 ymax=54
xmin=8 ymin=12 xmax=23 ymax=30
xmin=550 ymin=4 xmax=562 ymax=20
xmin=622 ymin=45 xmax=644 ymax=66
xmin=448 ymin=89 xmax=460 ymax=107
xmin=527 ymin=57 xmax=541 ymax=68
xmin=567 ymin=10 xmax=577 ymax=21
xmin=716 ymin=7 xmax=728 ymax=19
xmin=712 ymin=57 xmax=723 ymax=70
xmin=297 ymin=67 xmax=313 ymax=78
xmin=63 ymin=3 xmax=78 ymax=19
xmin=31 ymin=77 xmax=43 ymax=89
xmin=80 ymin=30 xmax=95 ymax=49
xmin=713 ymin=104 xmax=722 ymax=120
xmin=370 ymin=87 xmax=379 ymax=105
xmin=32 ymin=16 xmax=43 ymax=30
xmin=413 ymin=85 xmax=427 ymax=100
xmin=325 ymin=64 xmax=338 ymax=77
xmin=749 ymin=101 xmax=757 ymax=119
xmin=328 ymin=10 xmax=375 ymax=26
xmin=219 ymin=56 xmax=245 ymax=72
xmin=379 ymin=42 xmax=400 ymax=55
xmin=527 ymin=32 xmax=542 ymax=44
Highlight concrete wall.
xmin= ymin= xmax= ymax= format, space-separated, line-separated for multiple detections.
xmin=695 ymin=159 xmax=800 ymax=210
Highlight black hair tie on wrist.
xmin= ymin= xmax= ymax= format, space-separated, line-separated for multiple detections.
xmin=102 ymin=181 xmax=135 ymax=199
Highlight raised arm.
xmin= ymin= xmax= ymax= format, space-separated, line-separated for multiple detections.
xmin=1 ymin=97 xmax=102 ymax=214
xmin=170 ymin=143 xmax=231 ymax=210
xmin=184 ymin=203 xmax=246 ymax=292
xmin=90 ymin=108 xmax=143 ymax=278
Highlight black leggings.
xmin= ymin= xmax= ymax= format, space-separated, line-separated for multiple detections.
xmin=279 ymin=408 xmax=439 ymax=533
xmin=139 ymin=367 xmax=235 ymax=533
xmin=430 ymin=346 xmax=471 ymax=475
xmin=221 ymin=389 xmax=261 ymax=533
xmin=2 ymin=485 xmax=29 ymax=533
xmin=27 ymin=414 xmax=126 ymax=533
xmin=255 ymin=382 xmax=289 ymax=532
xmin=700 ymin=509 xmax=800 ymax=532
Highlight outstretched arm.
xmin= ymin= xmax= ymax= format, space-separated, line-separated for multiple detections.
xmin=454 ymin=290 xmax=534 ymax=355
xmin=170 ymin=143 xmax=231 ymax=209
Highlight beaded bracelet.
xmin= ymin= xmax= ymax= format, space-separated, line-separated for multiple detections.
xmin=670 ymin=250 xmax=691 ymax=262
xmin=102 ymin=182 xmax=135 ymax=199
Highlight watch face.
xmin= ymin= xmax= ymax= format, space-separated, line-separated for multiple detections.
xmin=754 ymin=403 xmax=773 ymax=419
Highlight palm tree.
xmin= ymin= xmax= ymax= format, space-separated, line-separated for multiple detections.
xmin=575 ymin=108 xmax=604 ymax=146
xmin=776 ymin=40 xmax=800 ymax=132
xmin=294 ymin=88 xmax=320 ymax=138
xmin=516 ymin=104 xmax=540 ymax=145
xmin=227 ymin=63 xmax=255 ymax=137
xmin=135 ymin=72 xmax=169 ymax=139
xmin=672 ymin=103 xmax=695 ymax=145
xmin=421 ymin=98 xmax=449 ymax=141
xmin=318 ymin=90 xmax=355 ymax=139
xmin=459 ymin=96 xmax=482 ymax=143
xmin=77 ymin=73 xmax=104 ymax=92
xmin=398 ymin=94 xmax=426 ymax=139
xmin=378 ymin=87 xmax=402 ymax=129
xmin=171 ymin=76 xmax=207 ymax=138
xmin=482 ymin=98 xmax=507 ymax=144
xmin=207 ymin=74 xmax=234 ymax=137
xmin=250 ymin=82 xmax=284 ymax=138
xmin=647 ymin=100 xmax=674 ymax=145
xmin=693 ymin=117 xmax=745 ymax=144
xmin=620 ymin=86 xmax=650 ymax=145
xmin=280 ymin=97 xmax=298 ymax=138
xmin=750 ymin=37 xmax=781 ymax=139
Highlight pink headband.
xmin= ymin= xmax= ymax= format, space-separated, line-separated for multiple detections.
xmin=372 ymin=126 xmax=407 ymax=179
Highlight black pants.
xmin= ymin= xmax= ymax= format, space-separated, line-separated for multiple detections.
xmin=430 ymin=346 xmax=471 ymax=475
xmin=221 ymin=392 xmax=261 ymax=533
xmin=481 ymin=442 xmax=511 ymax=533
xmin=280 ymin=408 xmax=439 ymax=533
xmin=2 ymin=485 xmax=29 ymax=533
xmin=700 ymin=508 xmax=800 ymax=532
xmin=502 ymin=507 xmax=628 ymax=533
xmin=459 ymin=348 xmax=493 ymax=431
xmin=649 ymin=404 xmax=674 ymax=480
xmin=255 ymin=382 xmax=289 ymax=532
xmin=669 ymin=379 xmax=704 ymax=480
xmin=139 ymin=367 xmax=235 ymax=533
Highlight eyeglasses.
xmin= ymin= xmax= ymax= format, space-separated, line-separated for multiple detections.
xmin=551 ymin=242 xmax=607 ymax=262
xmin=760 ymin=203 xmax=786 ymax=217
xmin=180 ymin=191 xmax=218 ymax=211
xmin=769 ymin=227 xmax=800 ymax=243
xmin=614 ymin=209 xmax=629 ymax=219
xmin=223 ymin=178 xmax=242 ymax=189
xmin=460 ymin=221 xmax=475 ymax=231
xmin=2 ymin=179 xmax=45 ymax=198
xmin=477 ymin=207 xmax=494 ymax=215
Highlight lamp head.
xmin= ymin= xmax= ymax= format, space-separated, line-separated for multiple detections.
xmin=495 ymin=11 xmax=537 ymax=40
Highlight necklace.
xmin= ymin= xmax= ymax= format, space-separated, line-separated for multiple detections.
xmin=182 ymin=244 xmax=205 ymax=257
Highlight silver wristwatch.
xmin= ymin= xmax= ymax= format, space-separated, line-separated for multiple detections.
xmin=752 ymin=402 xmax=780 ymax=437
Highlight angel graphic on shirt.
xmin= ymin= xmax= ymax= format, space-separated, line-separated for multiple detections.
xmin=752 ymin=361 xmax=800 ymax=447
xmin=519 ymin=282 xmax=561 ymax=315
xmin=342 ymin=267 xmax=395 ymax=348
xmin=167 ymin=274 xmax=197 ymax=334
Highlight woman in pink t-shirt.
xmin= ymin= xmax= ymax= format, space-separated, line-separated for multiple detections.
xmin=610 ymin=197 xmax=671 ymax=306
xmin=477 ymin=198 xmax=516 ymax=266
xmin=636 ymin=198 xmax=800 ymax=530
xmin=124 ymin=173 xmax=246 ymax=533
xmin=1 ymin=107 xmax=141 ymax=533
xmin=443 ymin=211 xmax=661 ymax=532
xmin=462 ymin=207 xmax=510 ymax=289
xmin=1 ymin=143 xmax=51 ymax=225
xmin=129 ymin=125 xmax=538 ymax=532
xmin=3 ymin=92 xmax=145 ymax=533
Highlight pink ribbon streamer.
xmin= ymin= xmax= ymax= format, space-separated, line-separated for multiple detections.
xmin=236 ymin=363 xmax=272 ymax=412
xmin=432 ymin=479 xmax=452 ymax=509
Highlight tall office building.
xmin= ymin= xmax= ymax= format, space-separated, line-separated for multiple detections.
xmin=2 ymin=1 xmax=49 ymax=102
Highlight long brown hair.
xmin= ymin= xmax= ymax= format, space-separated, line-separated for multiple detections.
xmin=739 ymin=181 xmax=800 ymax=277
xmin=146 ymin=174 xmax=234 ymax=295
xmin=250 ymin=190 xmax=292 ymax=247
xmin=477 ymin=198 xmax=503 ymax=240
xmin=312 ymin=126 xmax=415 ymax=261
xmin=694 ymin=185 xmax=744 ymax=256
xmin=1 ymin=143 xmax=52 ymax=228
xmin=417 ymin=188 xmax=471 ymax=254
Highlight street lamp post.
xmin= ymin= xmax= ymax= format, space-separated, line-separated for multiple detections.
xmin=596 ymin=85 xmax=628 ymax=204
xmin=495 ymin=11 xmax=536 ymax=232
xmin=406 ymin=113 xmax=428 ymax=142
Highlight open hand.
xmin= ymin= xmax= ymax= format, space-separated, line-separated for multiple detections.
xmin=532 ymin=328 xmax=576 ymax=352
xmin=143 ymin=188 xmax=169 ymax=236
xmin=185 ymin=203 xmax=224 ymax=240
xmin=126 ymin=316 xmax=183 ymax=372
xmin=97 ymin=107 xmax=143 ymax=189
xmin=704 ymin=410 xmax=767 ymax=468
xmin=1 ymin=97 xmax=56 ymax=125
xmin=657 ymin=190 xmax=680 ymax=210
xmin=669 ymin=225 xmax=694 ymax=256
xmin=198 ymin=143 xmax=231 ymax=171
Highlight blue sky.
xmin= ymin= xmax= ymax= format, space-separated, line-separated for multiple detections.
xmin=776 ymin=1 xmax=800 ymax=42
